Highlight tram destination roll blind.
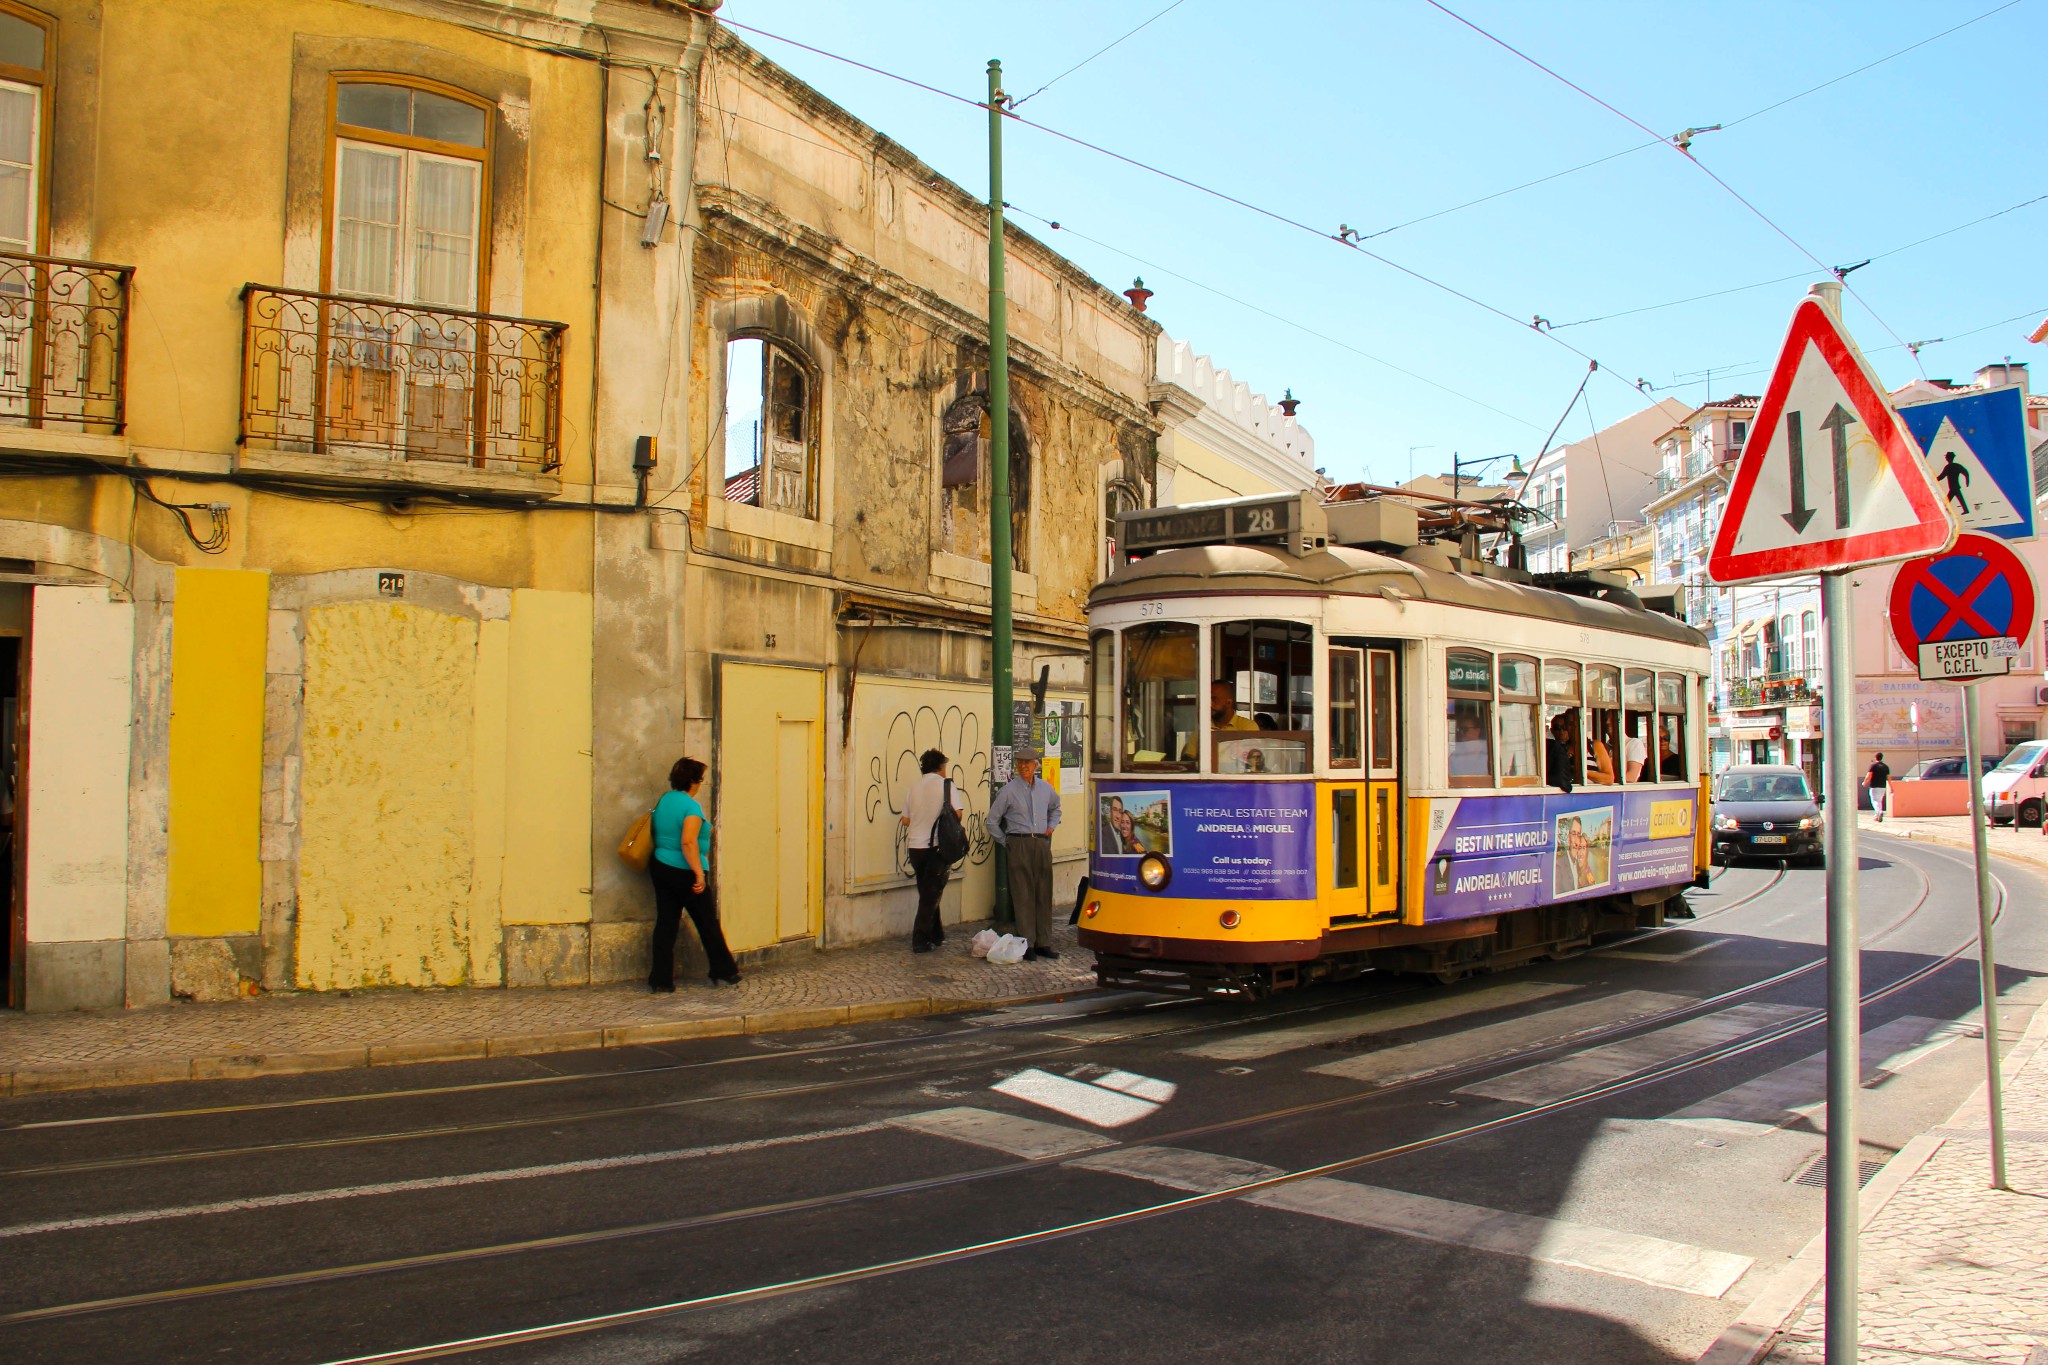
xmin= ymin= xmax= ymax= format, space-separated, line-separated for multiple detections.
xmin=1119 ymin=494 xmax=1321 ymax=555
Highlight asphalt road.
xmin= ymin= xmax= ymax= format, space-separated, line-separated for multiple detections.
xmin=3 ymin=831 xmax=2043 ymax=1365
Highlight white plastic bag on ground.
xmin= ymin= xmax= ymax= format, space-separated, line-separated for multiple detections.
xmin=969 ymin=928 xmax=1000 ymax=959
xmin=987 ymin=933 xmax=1029 ymax=965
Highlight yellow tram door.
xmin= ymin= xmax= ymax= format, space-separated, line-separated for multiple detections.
xmin=1324 ymin=647 xmax=1392 ymax=922
xmin=1364 ymin=647 xmax=1401 ymax=918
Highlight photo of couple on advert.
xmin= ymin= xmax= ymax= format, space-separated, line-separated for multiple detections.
xmin=1553 ymin=807 xmax=1614 ymax=896
xmin=1098 ymin=792 xmax=1172 ymax=857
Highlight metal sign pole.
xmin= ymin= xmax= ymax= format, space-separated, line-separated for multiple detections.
xmin=1821 ymin=567 xmax=1862 ymax=1364
xmin=1960 ymin=682 xmax=2011 ymax=1189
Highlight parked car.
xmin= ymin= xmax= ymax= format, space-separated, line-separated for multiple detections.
xmin=1711 ymin=764 xmax=1825 ymax=866
xmin=1982 ymin=740 xmax=2048 ymax=825
xmin=1900 ymin=755 xmax=2000 ymax=782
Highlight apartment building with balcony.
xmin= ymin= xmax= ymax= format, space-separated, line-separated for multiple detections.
xmin=1642 ymin=394 xmax=1822 ymax=782
xmin=1511 ymin=399 xmax=1686 ymax=575
xmin=0 ymin=1 xmax=1186 ymax=1011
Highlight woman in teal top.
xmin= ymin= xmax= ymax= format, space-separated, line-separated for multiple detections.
xmin=646 ymin=757 xmax=740 ymax=990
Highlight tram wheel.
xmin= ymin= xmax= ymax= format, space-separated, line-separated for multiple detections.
xmin=1427 ymin=968 xmax=1468 ymax=986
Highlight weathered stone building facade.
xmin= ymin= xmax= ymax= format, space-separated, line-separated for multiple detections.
xmin=588 ymin=32 xmax=1161 ymax=960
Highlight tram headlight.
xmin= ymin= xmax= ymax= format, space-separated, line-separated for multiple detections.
xmin=1137 ymin=854 xmax=1173 ymax=892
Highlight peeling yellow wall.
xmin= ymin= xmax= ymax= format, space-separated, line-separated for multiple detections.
xmin=500 ymin=590 xmax=594 ymax=926
xmin=166 ymin=568 xmax=268 ymax=937
xmin=297 ymin=602 xmax=477 ymax=988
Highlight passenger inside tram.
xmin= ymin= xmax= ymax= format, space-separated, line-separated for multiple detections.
xmin=1545 ymin=710 xmax=1580 ymax=791
xmin=1448 ymin=704 xmax=1490 ymax=777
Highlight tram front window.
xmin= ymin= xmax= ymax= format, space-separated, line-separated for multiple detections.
xmin=1124 ymin=622 xmax=1198 ymax=772
xmin=1089 ymin=630 xmax=1116 ymax=773
xmin=1212 ymin=620 xmax=1313 ymax=773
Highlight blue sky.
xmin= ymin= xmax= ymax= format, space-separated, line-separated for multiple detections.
xmin=719 ymin=1 xmax=2044 ymax=485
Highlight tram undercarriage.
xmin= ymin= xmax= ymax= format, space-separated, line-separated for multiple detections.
xmin=1089 ymin=890 xmax=1693 ymax=1000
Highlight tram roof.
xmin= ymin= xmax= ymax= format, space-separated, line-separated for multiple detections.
xmin=1090 ymin=544 xmax=1707 ymax=648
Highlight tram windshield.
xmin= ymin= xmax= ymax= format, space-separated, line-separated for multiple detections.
xmin=1212 ymin=620 xmax=1313 ymax=773
xmin=1123 ymin=622 xmax=1198 ymax=772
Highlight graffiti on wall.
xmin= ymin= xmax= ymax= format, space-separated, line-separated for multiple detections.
xmin=860 ymin=699 xmax=993 ymax=879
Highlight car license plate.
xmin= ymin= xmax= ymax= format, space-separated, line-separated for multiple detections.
xmin=1754 ymin=835 xmax=1787 ymax=845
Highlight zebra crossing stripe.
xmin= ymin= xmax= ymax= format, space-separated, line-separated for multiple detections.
xmin=1308 ymin=990 xmax=1694 ymax=1086
xmin=1668 ymin=1015 xmax=1965 ymax=1135
xmin=1455 ymin=1003 xmax=1811 ymax=1106
xmin=1182 ymin=981 xmax=1581 ymax=1062
xmin=1060 ymin=1138 xmax=1753 ymax=1296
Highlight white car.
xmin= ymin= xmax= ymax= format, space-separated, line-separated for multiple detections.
xmin=1982 ymin=740 xmax=2048 ymax=825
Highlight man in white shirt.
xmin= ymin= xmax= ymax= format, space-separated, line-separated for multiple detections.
xmin=900 ymin=748 xmax=967 ymax=953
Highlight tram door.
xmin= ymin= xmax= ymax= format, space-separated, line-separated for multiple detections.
xmin=1326 ymin=645 xmax=1401 ymax=922
xmin=1364 ymin=648 xmax=1400 ymax=917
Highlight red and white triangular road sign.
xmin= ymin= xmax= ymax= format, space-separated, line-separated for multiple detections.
xmin=1708 ymin=296 xmax=1954 ymax=583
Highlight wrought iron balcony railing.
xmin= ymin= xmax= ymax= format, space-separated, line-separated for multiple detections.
xmin=1724 ymin=667 xmax=1821 ymax=709
xmin=0 ymin=251 xmax=132 ymax=433
xmin=239 ymin=285 xmax=566 ymax=473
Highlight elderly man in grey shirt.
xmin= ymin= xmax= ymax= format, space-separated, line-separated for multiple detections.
xmin=987 ymin=744 xmax=1062 ymax=959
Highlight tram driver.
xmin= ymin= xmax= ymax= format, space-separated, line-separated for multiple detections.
xmin=1182 ymin=679 xmax=1260 ymax=761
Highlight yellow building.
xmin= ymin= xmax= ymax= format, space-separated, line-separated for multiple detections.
xmin=1 ymin=1 xmax=1165 ymax=1010
xmin=1148 ymin=336 xmax=1319 ymax=521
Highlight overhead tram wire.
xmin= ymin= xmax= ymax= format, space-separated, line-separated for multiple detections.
xmin=1005 ymin=206 xmax=1548 ymax=433
xmin=1008 ymin=0 xmax=1194 ymax=107
xmin=706 ymin=13 xmax=1657 ymax=401
xmin=1421 ymin=0 xmax=1928 ymax=374
xmin=1555 ymin=191 xmax=2048 ymax=331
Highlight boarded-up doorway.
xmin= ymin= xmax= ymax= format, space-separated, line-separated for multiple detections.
xmin=717 ymin=662 xmax=823 ymax=953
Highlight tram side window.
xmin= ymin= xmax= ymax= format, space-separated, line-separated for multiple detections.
xmin=1089 ymin=630 xmax=1116 ymax=773
xmin=1586 ymin=664 xmax=1621 ymax=785
xmin=1212 ymin=620 xmax=1314 ymax=774
xmin=1123 ymin=622 xmax=1197 ymax=772
xmin=1446 ymin=649 xmax=1493 ymax=787
xmin=1656 ymin=671 xmax=1688 ymax=781
xmin=1497 ymin=655 xmax=1541 ymax=786
xmin=1623 ymin=668 xmax=1655 ymax=783
xmin=1542 ymin=659 xmax=1583 ymax=789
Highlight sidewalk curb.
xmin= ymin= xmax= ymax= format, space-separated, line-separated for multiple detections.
xmin=1863 ymin=820 xmax=2048 ymax=872
xmin=1694 ymin=1134 xmax=1945 ymax=1365
xmin=0 ymin=986 xmax=1092 ymax=1097
xmin=1695 ymin=997 xmax=2048 ymax=1364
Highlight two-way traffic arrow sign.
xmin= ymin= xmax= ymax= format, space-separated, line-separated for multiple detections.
xmin=1707 ymin=296 xmax=1954 ymax=584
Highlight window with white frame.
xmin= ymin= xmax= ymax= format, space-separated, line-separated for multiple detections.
xmin=0 ymin=6 xmax=48 ymax=255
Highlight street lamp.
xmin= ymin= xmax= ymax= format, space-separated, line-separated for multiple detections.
xmin=1449 ymin=451 xmax=1525 ymax=503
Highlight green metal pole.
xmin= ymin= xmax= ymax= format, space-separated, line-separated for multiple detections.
xmin=987 ymin=59 xmax=1015 ymax=930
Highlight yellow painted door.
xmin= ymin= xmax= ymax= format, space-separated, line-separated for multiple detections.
xmin=775 ymin=720 xmax=813 ymax=940
xmin=718 ymin=663 xmax=823 ymax=952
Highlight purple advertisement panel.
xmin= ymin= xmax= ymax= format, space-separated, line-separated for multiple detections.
xmin=1091 ymin=781 xmax=1316 ymax=901
xmin=1418 ymin=789 xmax=1697 ymax=921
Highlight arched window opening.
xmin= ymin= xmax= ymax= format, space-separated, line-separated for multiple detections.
xmin=1102 ymin=478 xmax=1141 ymax=578
xmin=938 ymin=392 xmax=1030 ymax=571
xmin=723 ymin=335 xmax=814 ymax=517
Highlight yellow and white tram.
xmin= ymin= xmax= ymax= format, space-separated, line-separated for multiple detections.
xmin=1080 ymin=492 xmax=1713 ymax=998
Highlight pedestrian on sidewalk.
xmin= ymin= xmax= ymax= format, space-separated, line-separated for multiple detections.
xmin=648 ymin=757 xmax=742 ymax=992
xmin=900 ymin=748 xmax=966 ymax=953
xmin=1867 ymin=751 xmax=1891 ymax=822
xmin=988 ymin=744 xmax=1061 ymax=960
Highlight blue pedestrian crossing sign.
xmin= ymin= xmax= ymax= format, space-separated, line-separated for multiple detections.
xmin=1896 ymin=384 xmax=2034 ymax=543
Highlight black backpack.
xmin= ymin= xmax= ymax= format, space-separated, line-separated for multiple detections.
xmin=930 ymin=779 xmax=970 ymax=865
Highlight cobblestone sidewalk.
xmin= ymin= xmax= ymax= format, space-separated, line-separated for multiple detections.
xmin=0 ymin=920 xmax=1097 ymax=1095
xmin=1754 ymin=1003 xmax=2048 ymax=1365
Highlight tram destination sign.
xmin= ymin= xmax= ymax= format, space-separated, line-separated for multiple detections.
xmin=1118 ymin=493 xmax=1325 ymax=556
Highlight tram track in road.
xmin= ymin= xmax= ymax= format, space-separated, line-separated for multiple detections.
xmin=0 ymin=848 xmax=1956 ymax=1333
xmin=307 ymin=838 xmax=2000 ymax=1364
xmin=0 ymin=865 xmax=1783 ymax=1181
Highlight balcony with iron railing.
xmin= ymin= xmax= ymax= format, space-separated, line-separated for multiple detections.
xmin=1723 ymin=666 xmax=1822 ymax=709
xmin=239 ymin=285 xmax=566 ymax=479
xmin=0 ymin=251 xmax=133 ymax=434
